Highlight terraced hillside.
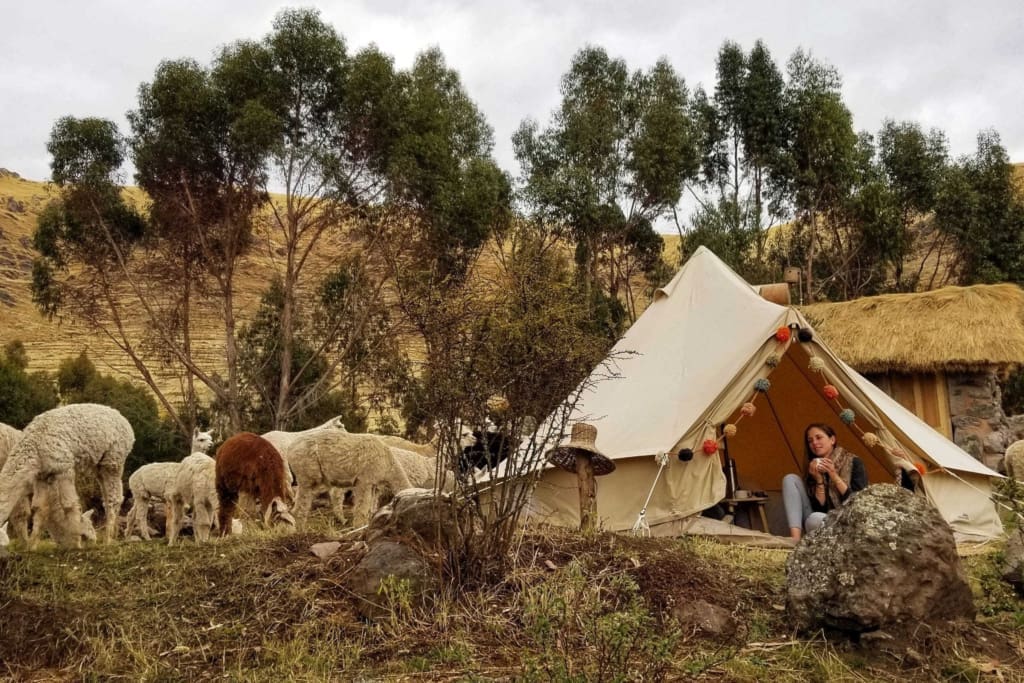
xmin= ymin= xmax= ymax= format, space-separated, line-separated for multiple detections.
xmin=0 ymin=170 xmax=344 ymax=401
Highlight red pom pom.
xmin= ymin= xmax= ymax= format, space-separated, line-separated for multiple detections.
xmin=775 ymin=326 xmax=791 ymax=343
xmin=702 ymin=439 xmax=719 ymax=455
xmin=823 ymin=384 xmax=839 ymax=400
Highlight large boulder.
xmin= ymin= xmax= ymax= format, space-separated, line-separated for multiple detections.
xmin=1001 ymin=528 xmax=1024 ymax=596
xmin=365 ymin=488 xmax=470 ymax=548
xmin=343 ymin=540 xmax=440 ymax=621
xmin=786 ymin=484 xmax=975 ymax=633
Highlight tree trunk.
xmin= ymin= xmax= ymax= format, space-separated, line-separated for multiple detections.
xmin=276 ymin=237 xmax=298 ymax=430
xmin=805 ymin=211 xmax=817 ymax=303
xmin=576 ymin=454 xmax=597 ymax=535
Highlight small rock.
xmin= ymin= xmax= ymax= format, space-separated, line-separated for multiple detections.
xmin=343 ymin=540 xmax=439 ymax=622
xmin=310 ymin=541 xmax=341 ymax=559
xmin=670 ymin=599 xmax=736 ymax=638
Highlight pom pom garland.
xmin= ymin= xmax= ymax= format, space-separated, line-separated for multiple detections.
xmin=798 ymin=327 xmax=814 ymax=342
xmin=765 ymin=354 xmax=780 ymax=368
xmin=808 ymin=357 xmax=826 ymax=373
xmin=740 ymin=402 xmax=757 ymax=417
xmin=823 ymin=384 xmax=839 ymax=400
xmin=723 ymin=423 xmax=738 ymax=437
xmin=678 ymin=448 xmax=694 ymax=462
xmin=775 ymin=327 xmax=791 ymax=343
xmin=702 ymin=439 xmax=719 ymax=455
xmin=862 ymin=432 xmax=879 ymax=448
xmin=754 ymin=378 xmax=771 ymax=393
xmin=839 ymin=408 xmax=856 ymax=425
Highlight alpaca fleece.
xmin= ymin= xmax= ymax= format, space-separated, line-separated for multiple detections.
xmin=289 ymin=430 xmax=413 ymax=529
xmin=167 ymin=453 xmax=218 ymax=545
xmin=215 ymin=432 xmax=294 ymax=535
xmin=0 ymin=404 xmax=133 ymax=547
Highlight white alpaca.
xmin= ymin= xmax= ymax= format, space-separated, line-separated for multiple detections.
xmin=376 ymin=434 xmax=437 ymax=458
xmin=0 ymin=422 xmax=32 ymax=541
xmin=1004 ymin=440 xmax=1024 ymax=481
xmin=124 ymin=427 xmax=214 ymax=539
xmin=261 ymin=415 xmax=347 ymax=459
xmin=388 ymin=447 xmax=455 ymax=492
xmin=0 ymin=404 xmax=133 ymax=547
xmin=166 ymin=452 xmax=218 ymax=545
xmin=1 ymin=422 xmax=101 ymax=546
xmin=262 ymin=416 xmax=348 ymax=515
xmin=288 ymin=430 xmax=413 ymax=528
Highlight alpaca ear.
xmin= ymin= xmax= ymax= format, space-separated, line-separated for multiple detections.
xmin=271 ymin=498 xmax=296 ymax=526
xmin=82 ymin=509 xmax=95 ymax=521
xmin=0 ymin=521 xmax=9 ymax=547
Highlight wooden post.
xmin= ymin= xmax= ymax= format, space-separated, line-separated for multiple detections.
xmin=576 ymin=453 xmax=597 ymax=534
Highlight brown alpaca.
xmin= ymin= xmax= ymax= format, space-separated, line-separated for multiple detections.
xmin=214 ymin=432 xmax=295 ymax=535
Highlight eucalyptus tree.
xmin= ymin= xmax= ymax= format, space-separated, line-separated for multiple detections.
xmin=31 ymin=115 xmax=210 ymax=431
xmin=213 ymin=10 xmax=510 ymax=428
xmin=128 ymin=57 xmax=278 ymax=431
xmin=772 ymin=49 xmax=859 ymax=301
xmin=686 ymin=40 xmax=786 ymax=277
xmin=877 ymin=120 xmax=948 ymax=289
xmin=935 ymin=130 xmax=1024 ymax=285
xmin=514 ymin=47 xmax=698 ymax=329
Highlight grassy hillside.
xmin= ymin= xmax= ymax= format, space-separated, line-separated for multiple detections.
xmin=0 ymin=170 xmax=682 ymax=408
xmin=1 ymin=520 xmax=1021 ymax=680
xmin=0 ymin=171 xmax=360 ymax=404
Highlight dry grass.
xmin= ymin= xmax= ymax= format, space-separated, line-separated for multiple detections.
xmin=802 ymin=283 xmax=1024 ymax=374
xmin=2 ymin=517 xmax=1022 ymax=681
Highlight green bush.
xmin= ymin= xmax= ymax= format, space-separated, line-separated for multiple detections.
xmin=0 ymin=341 xmax=59 ymax=427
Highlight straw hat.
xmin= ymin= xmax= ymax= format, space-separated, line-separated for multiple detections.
xmin=545 ymin=422 xmax=616 ymax=476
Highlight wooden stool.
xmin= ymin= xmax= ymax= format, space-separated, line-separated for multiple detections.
xmin=723 ymin=495 xmax=770 ymax=533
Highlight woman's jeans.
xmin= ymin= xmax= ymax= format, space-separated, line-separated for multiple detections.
xmin=782 ymin=473 xmax=826 ymax=533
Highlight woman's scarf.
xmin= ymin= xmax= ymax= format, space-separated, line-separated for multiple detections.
xmin=807 ymin=446 xmax=855 ymax=509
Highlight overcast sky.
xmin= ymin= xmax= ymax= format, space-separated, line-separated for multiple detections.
xmin=3 ymin=0 xmax=1023 ymax=193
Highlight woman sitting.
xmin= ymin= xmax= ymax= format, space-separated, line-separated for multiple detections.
xmin=782 ymin=422 xmax=868 ymax=542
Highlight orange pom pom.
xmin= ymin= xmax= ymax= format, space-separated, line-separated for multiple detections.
xmin=914 ymin=462 xmax=926 ymax=476
xmin=823 ymin=384 xmax=839 ymax=400
xmin=775 ymin=326 xmax=791 ymax=343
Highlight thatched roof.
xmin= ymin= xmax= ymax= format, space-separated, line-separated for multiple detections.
xmin=801 ymin=283 xmax=1024 ymax=374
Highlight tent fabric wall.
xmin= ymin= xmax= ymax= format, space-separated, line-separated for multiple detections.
xmin=521 ymin=246 xmax=1003 ymax=540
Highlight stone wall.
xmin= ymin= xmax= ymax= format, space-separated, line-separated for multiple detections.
xmin=947 ymin=370 xmax=1022 ymax=471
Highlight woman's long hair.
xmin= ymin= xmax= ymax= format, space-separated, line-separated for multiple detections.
xmin=803 ymin=422 xmax=837 ymax=463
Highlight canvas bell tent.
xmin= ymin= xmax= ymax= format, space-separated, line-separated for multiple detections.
xmin=520 ymin=246 xmax=1003 ymax=541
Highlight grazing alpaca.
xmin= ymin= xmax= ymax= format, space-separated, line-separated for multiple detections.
xmin=376 ymin=434 xmax=437 ymax=458
xmin=215 ymin=433 xmax=296 ymax=535
xmin=261 ymin=415 xmax=347 ymax=462
xmin=166 ymin=453 xmax=218 ymax=545
xmin=288 ymin=430 xmax=413 ymax=528
xmin=0 ymin=404 xmax=133 ymax=547
xmin=389 ymin=447 xmax=455 ymax=492
xmin=0 ymin=423 xmax=31 ymax=541
xmin=124 ymin=427 xmax=215 ymax=539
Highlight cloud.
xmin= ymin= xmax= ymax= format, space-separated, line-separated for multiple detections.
xmin=3 ymin=0 xmax=1022 ymax=186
